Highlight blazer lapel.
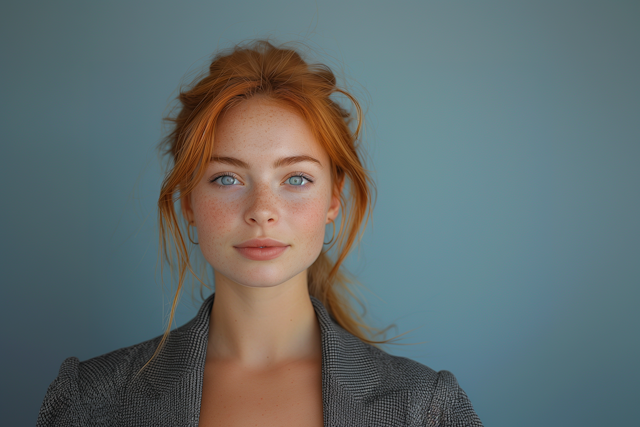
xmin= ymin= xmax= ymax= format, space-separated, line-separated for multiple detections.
xmin=122 ymin=294 xmax=213 ymax=426
xmin=123 ymin=293 xmax=391 ymax=426
xmin=311 ymin=296 xmax=408 ymax=426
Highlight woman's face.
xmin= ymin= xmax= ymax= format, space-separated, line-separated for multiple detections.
xmin=183 ymin=96 xmax=341 ymax=289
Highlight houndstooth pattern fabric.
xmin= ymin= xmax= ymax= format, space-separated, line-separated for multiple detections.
xmin=37 ymin=293 xmax=483 ymax=426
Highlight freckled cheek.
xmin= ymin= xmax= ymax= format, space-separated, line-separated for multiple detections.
xmin=289 ymin=198 xmax=329 ymax=248
xmin=192 ymin=197 xmax=242 ymax=247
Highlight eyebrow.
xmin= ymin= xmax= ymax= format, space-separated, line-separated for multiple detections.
xmin=210 ymin=155 xmax=323 ymax=169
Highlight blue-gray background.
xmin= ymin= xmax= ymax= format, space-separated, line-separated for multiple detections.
xmin=2 ymin=1 xmax=638 ymax=425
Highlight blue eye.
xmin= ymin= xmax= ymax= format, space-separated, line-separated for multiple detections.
xmin=210 ymin=173 xmax=313 ymax=188
xmin=211 ymin=174 xmax=240 ymax=186
xmin=287 ymin=174 xmax=313 ymax=186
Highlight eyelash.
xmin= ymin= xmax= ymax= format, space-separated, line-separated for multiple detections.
xmin=209 ymin=172 xmax=315 ymax=188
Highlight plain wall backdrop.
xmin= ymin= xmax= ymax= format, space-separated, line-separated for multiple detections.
xmin=1 ymin=1 xmax=638 ymax=425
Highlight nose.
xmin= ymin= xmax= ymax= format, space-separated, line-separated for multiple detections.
xmin=244 ymin=183 xmax=279 ymax=226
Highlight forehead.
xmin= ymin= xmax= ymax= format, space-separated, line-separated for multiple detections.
xmin=213 ymin=96 xmax=325 ymax=158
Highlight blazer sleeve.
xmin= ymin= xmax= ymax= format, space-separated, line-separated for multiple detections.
xmin=427 ymin=370 xmax=483 ymax=427
xmin=36 ymin=357 xmax=81 ymax=427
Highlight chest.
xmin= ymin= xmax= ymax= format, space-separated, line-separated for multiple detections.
xmin=198 ymin=359 xmax=324 ymax=427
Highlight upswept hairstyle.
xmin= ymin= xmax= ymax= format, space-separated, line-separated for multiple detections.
xmin=148 ymin=40 xmax=401 ymax=369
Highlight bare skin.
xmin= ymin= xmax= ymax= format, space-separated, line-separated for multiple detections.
xmin=199 ymin=274 xmax=324 ymax=426
xmin=182 ymin=96 xmax=342 ymax=426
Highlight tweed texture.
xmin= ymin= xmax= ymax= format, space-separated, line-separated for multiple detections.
xmin=37 ymin=293 xmax=483 ymax=426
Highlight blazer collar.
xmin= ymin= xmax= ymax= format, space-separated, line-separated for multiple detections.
xmin=131 ymin=291 xmax=382 ymax=425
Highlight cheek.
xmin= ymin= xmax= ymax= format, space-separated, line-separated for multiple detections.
xmin=191 ymin=194 xmax=241 ymax=253
xmin=289 ymin=197 xmax=330 ymax=253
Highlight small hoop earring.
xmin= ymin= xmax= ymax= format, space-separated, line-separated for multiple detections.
xmin=187 ymin=222 xmax=199 ymax=245
xmin=323 ymin=220 xmax=336 ymax=245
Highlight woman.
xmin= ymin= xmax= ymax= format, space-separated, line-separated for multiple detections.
xmin=37 ymin=40 xmax=483 ymax=426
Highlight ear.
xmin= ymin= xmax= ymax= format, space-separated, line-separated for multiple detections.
xmin=326 ymin=177 xmax=344 ymax=224
xmin=181 ymin=194 xmax=195 ymax=224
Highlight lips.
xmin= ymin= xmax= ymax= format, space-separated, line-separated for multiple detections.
xmin=234 ymin=238 xmax=288 ymax=248
xmin=234 ymin=238 xmax=290 ymax=261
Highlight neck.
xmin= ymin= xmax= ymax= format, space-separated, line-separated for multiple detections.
xmin=206 ymin=270 xmax=322 ymax=370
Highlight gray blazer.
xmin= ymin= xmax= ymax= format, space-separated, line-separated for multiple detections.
xmin=37 ymin=293 xmax=483 ymax=426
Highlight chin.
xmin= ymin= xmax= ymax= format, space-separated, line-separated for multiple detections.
xmin=225 ymin=265 xmax=304 ymax=288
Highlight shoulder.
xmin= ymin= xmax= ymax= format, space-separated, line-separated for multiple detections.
xmin=36 ymin=334 xmax=163 ymax=426
xmin=77 ymin=334 xmax=162 ymax=388
xmin=36 ymin=296 xmax=213 ymax=426
xmin=363 ymin=344 xmax=442 ymax=395
xmin=365 ymin=346 xmax=483 ymax=426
